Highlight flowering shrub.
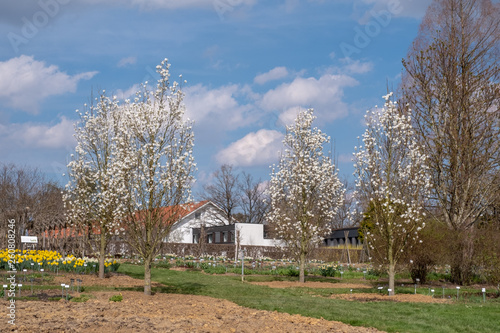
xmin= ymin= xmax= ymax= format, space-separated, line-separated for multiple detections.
xmin=318 ymin=265 xmax=337 ymax=277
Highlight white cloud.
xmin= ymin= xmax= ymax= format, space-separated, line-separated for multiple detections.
xmin=277 ymin=106 xmax=304 ymax=126
xmin=259 ymin=74 xmax=358 ymax=123
xmin=0 ymin=55 xmax=97 ymax=114
xmin=116 ymin=84 xmax=141 ymax=101
xmin=216 ymin=129 xmax=284 ymax=167
xmin=338 ymin=153 xmax=353 ymax=164
xmin=341 ymin=58 xmax=373 ymax=74
xmin=0 ymin=116 xmax=75 ymax=150
xmin=184 ymin=83 xmax=256 ymax=129
xmin=117 ymin=56 xmax=137 ymax=67
xmin=254 ymin=67 xmax=289 ymax=85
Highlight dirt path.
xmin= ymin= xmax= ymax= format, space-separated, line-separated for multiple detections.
xmin=3 ymin=274 xmax=385 ymax=332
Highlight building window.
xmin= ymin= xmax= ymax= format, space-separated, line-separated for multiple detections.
xmin=223 ymin=231 xmax=228 ymax=243
xmin=208 ymin=234 xmax=213 ymax=243
xmin=195 ymin=212 xmax=201 ymax=219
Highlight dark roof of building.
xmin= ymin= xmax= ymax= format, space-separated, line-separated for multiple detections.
xmin=325 ymin=227 xmax=359 ymax=239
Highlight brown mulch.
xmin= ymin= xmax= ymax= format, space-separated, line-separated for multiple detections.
xmin=52 ymin=273 xmax=163 ymax=288
xmin=3 ymin=274 xmax=385 ymax=332
xmin=4 ymin=291 xmax=385 ymax=332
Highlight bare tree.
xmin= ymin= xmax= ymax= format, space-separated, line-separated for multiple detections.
xmin=239 ymin=172 xmax=268 ymax=224
xmin=202 ymin=164 xmax=240 ymax=223
xmin=32 ymin=181 xmax=66 ymax=249
xmin=0 ymin=164 xmax=67 ymax=251
xmin=401 ymin=0 xmax=500 ymax=284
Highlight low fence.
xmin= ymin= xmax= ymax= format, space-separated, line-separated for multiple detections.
xmin=21 ymin=239 xmax=366 ymax=263
xmin=157 ymin=243 xmax=364 ymax=263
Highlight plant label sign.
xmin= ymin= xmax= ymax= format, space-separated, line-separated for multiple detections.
xmin=21 ymin=236 xmax=38 ymax=243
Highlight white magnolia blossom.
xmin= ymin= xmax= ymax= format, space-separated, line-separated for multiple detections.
xmin=64 ymin=59 xmax=195 ymax=292
xmin=63 ymin=89 xmax=127 ymax=278
xmin=353 ymin=93 xmax=431 ymax=294
xmin=267 ymin=108 xmax=344 ymax=282
xmin=64 ymin=92 xmax=126 ymax=231
xmin=114 ymin=59 xmax=195 ymax=232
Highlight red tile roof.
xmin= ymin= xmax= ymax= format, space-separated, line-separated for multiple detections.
xmin=42 ymin=201 xmax=210 ymax=239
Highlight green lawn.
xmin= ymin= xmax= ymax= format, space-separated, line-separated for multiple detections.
xmin=117 ymin=264 xmax=499 ymax=333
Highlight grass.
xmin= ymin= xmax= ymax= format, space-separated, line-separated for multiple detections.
xmin=71 ymin=294 xmax=94 ymax=303
xmin=115 ymin=263 xmax=500 ymax=333
xmin=108 ymin=294 xmax=123 ymax=302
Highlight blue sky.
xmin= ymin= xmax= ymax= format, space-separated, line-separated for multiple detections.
xmin=0 ymin=0 xmax=432 ymax=196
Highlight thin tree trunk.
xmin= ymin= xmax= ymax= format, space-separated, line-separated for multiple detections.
xmin=388 ymin=262 xmax=395 ymax=296
xmin=387 ymin=216 xmax=395 ymax=295
xmin=99 ymin=232 xmax=106 ymax=279
xmin=144 ymin=257 xmax=152 ymax=295
xmin=299 ymin=252 xmax=306 ymax=283
xmin=344 ymin=231 xmax=351 ymax=264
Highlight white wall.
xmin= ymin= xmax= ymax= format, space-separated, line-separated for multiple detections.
xmin=235 ymin=223 xmax=280 ymax=246
xmin=167 ymin=204 xmax=229 ymax=243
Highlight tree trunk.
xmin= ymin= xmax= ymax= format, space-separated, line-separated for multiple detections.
xmin=451 ymin=228 xmax=475 ymax=285
xmin=98 ymin=232 xmax=106 ymax=279
xmin=144 ymin=257 xmax=152 ymax=295
xmin=299 ymin=252 xmax=306 ymax=283
xmin=388 ymin=262 xmax=395 ymax=296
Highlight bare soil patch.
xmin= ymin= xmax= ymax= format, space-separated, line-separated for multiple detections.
xmin=4 ymin=274 xmax=385 ymax=332
xmin=331 ymin=292 xmax=451 ymax=304
xmin=250 ymin=281 xmax=371 ymax=289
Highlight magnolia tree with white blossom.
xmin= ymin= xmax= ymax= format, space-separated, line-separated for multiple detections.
xmin=65 ymin=59 xmax=195 ymax=294
xmin=64 ymin=93 xmax=125 ymax=279
xmin=267 ymin=109 xmax=344 ymax=283
xmin=115 ymin=59 xmax=196 ymax=295
xmin=353 ymin=93 xmax=431 ymax=295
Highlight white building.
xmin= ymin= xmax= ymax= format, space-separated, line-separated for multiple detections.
xmin=165 ymin=200 xmax=282 ymax=247
xmin=166 ymin=200 xmax=230 ymax=243
xmin=234 ymin=223 xmax=279 ymax=246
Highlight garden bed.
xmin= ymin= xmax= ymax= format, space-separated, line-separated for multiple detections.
xmin=2 ymin=274 xmax=384 ymax=333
